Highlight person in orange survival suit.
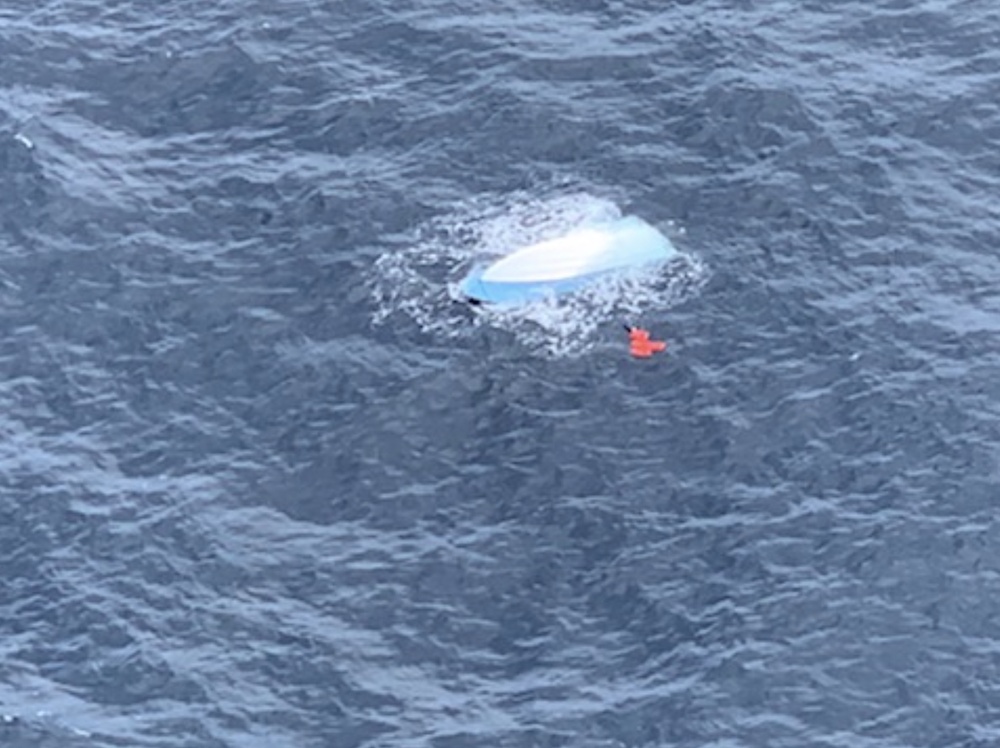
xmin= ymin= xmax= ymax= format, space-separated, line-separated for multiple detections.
xmin=625 ymin=325 xmax=667 ymax=358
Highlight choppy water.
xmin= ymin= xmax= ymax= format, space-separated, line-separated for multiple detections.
xmin=2 ymin=1 xmax=999 ymax=746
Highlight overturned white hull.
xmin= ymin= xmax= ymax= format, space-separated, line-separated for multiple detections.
xmin=459 ymin=216 xmax=676 ymax=305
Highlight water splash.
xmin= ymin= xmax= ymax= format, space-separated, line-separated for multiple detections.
xmin=370 ymin=191 xmax=706 ymax=356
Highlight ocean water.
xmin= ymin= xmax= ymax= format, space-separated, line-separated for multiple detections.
xmin=1 ymin=1 xmax=999 ymax=746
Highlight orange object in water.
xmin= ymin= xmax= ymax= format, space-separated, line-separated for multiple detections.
xmin=627 ymin=326 xmax=667 ymax=358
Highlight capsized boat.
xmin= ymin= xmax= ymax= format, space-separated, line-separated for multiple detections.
xmin=459 ymin=215 xmax=676 ymax=305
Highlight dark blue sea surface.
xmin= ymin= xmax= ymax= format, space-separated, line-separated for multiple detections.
xmin=2 ymin=1 xmax=1000 ymax=746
